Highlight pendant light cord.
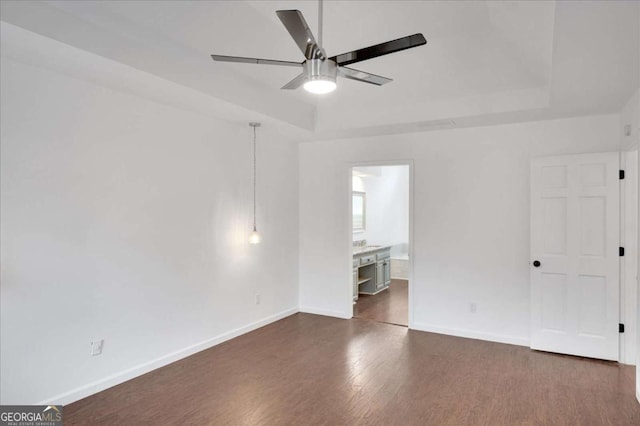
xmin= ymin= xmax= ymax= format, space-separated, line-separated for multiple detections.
xmin=252 ymin=124 xmax=257 ymax=231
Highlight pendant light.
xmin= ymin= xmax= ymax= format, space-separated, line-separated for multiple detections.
xmin=248 ymin=122 xmax=261 ymax=245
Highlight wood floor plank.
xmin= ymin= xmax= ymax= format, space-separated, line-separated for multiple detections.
xmin=65 ymin=313 xmax=640 ymax=425
xmin=354 ymin=279 xmax=408 ymax=326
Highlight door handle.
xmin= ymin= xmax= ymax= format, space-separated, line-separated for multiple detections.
xmin=533 ymin=260 xmax=541 ymax=268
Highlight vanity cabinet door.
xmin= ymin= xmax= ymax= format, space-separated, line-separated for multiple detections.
xmin=376 ymin=261 xmax=385 ymax=290
xmin=384 ymin=261 xmax=391 ymax=286
xmin=352 ymin=269 xmax=358 ymax=301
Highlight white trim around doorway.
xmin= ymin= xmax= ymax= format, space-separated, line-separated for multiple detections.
xmin=346 ymin=160 xmax=415 ymax=328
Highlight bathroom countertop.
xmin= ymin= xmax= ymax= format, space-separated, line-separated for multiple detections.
xmin=352 ymin=245 xmax=392 ymax=256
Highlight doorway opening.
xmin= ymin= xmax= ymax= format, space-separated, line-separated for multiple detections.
xmin=350 ymin=164 xmax=411 ymax=327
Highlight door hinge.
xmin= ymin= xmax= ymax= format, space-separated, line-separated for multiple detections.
xmin=619 ymin=323 xmax=625 ymax=333
xmin=619 ymin=170 xmax=625 ymax=180
xmin=619 ymin=247 xmax=625 ymax=257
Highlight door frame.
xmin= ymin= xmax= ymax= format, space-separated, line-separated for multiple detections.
xmin=346 ymin=160 xmax=414 ymax=328
xmin=620 ymin=149 xmax=638 ymax=365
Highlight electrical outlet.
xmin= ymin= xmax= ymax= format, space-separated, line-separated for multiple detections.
xmin=469 ymin=303 xmax=477 ymax=313
xmin=255 ymin=294 xmax=261 ymax=305
xmin=90 ymin=339 xmax=104 ymax=356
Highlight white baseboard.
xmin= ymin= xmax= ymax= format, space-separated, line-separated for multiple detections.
xmin=299 ymin=306 xmax=352 ymax=319
xmin=38 ymin=307 xmax=299 ymax=406
xmin=412 ymin=322 xmax=529 ymax=347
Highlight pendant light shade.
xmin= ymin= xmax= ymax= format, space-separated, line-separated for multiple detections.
xmin=249 ymin=227 xmax=261 ymax=245
xmin=249 ymin=122 xmax=261 ymax=244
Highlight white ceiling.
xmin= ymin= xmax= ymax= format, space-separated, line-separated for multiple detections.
xmin=1 ymin=0 xmax=638 ymax=140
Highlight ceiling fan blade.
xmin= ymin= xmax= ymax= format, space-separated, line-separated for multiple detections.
xmin=338 ymin=66 xmax=392 ymax=86
xmin=281 ymin=73 xmax=307 ymax=90
xmin=211 ymin=55 xmax=302 ymax=68
xmin=276 ymin=10 xmax=321 ymax=59
xmin=330 ymin=33 xmax=427 ymax=66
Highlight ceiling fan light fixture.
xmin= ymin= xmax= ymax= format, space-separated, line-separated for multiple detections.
xmin=302 ymin=58 xmax=337 ymax=95
xmin=304 ymin=78 xmax=336 ymax=94
xmin=211 ymin=2 xmax=427 ymax=93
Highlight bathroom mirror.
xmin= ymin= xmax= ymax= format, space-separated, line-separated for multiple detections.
xmin=352 ymin=191 xmax=366 ymax=232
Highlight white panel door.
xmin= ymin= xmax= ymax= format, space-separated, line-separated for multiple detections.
xmin=530 ymin=152 xmax=620 ymax=360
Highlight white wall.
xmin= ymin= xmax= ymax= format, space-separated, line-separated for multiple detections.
xmin=620 ymin=90 xmax=639 ymax=152
xmin=300 ymin=115 xmax=622 ymax=343
xmin=352 ymin=166 xmax=409 ymax=257
xmin=0 ymin=30 xmax=299 ymax=404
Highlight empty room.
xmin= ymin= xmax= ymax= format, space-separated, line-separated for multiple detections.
xmin=1 ymin=1 xmax=639 ymax=424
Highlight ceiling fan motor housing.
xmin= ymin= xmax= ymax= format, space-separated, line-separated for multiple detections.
xmin=304 ymin=59 xmax=337 ymax=85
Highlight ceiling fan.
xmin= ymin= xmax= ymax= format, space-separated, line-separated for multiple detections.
xmin=211 ymin=0 xmax=427 ymax=94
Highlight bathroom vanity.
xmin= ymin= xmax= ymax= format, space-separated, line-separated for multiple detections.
xmin=352 ymin=246 xmax=392 ymax=302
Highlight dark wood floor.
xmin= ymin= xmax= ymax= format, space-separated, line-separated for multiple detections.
xmin=354 ymin=279 xmax=408 ymax=326
xmin=65 ymin=313 xmax=640 ymax=425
